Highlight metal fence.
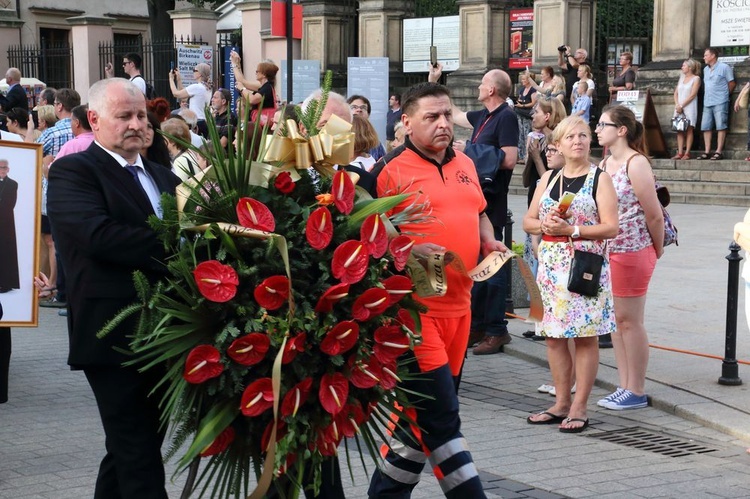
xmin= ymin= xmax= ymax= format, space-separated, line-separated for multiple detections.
xmin=8 ymin=42 xmax=73 ymax=89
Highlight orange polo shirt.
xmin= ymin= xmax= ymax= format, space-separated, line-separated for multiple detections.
xmin=377 ymin=141 xmax=486 ymax=317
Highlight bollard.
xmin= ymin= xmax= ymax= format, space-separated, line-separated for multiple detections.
xmin=504 ymin=208 xmax=514 ymax=314
xmin=719 ymin=241 xmax=743 ymax=386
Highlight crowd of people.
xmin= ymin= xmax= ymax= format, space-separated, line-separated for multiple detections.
xmin=0 ymin=40 xmax=749 ymax=499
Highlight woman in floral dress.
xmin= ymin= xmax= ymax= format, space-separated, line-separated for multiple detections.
xmin=523 ymin=115 xmax=619 ymax=433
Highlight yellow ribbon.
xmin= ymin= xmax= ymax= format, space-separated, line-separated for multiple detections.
xmin=406 ymin=251 xmax=543 ymax=323
xmin=263 ymin=114 xmax=354 ymax=177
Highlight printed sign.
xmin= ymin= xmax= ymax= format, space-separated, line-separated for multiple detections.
xmin=280 ymin=60 xmax=321 ymax=104
xmin=710 ymin=0 xmax=750 ymax=47
xmin=177 ymin=43 xmax=214 ymax=86
xmin=347 ymin=57 xmax=389 ymax=144
xmin=402 ymin=16 xmax=460 ymax=73
xmin=508 ymin=8 xmax=533 ymax=69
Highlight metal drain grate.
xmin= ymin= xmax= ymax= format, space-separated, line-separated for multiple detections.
xmin=588 ymin=427 xmax=718 ymax=457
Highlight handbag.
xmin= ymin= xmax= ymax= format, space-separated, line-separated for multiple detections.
xmin=567 ymin=245 xmax=604 ymax=297
xmin=463 ymin=141 xmax=506 ymax=190
xmin=671 ymin=113 xmax=689 ymax=132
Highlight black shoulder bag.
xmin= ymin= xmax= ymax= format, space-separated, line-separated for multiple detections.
xmin=565 ymin=169 xmax=604 ymax=297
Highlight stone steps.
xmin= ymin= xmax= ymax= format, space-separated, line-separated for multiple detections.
xmin=510 ymin=158 xmax=750 ymax=207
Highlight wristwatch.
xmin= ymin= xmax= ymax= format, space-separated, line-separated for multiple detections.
xmin=571 ymin=226 xmax=580 ymax=238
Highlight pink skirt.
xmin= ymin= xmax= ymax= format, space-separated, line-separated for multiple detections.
xmin=610 ymin=245 xmax=657 ymax=297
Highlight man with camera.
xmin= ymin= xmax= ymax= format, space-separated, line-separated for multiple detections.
xmin=558 ymin=45 xmax=591 ymax=110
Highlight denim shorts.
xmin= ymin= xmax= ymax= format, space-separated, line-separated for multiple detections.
xmin=701 ymin=102 xmax=729 ymax=131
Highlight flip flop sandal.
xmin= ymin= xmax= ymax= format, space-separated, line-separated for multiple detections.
xmin=527 ymin=411 xmax=567 ymax=425
xmin=696 ymin=152 xmax=710 ymax=160
xmin=710 ymin=152 xmax=723 ymax=160
xmin=559 ymin=417 xmax=589 ymax=433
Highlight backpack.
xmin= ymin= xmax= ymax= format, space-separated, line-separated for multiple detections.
xmin=133 ymin=75 xmax=156 ymax=100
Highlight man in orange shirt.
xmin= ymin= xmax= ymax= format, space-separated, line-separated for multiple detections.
xmin=369 ymin=82 xmax=506 ymax=498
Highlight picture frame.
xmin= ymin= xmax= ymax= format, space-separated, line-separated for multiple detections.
xmin=0 ymin=140 xmax=42 ymax=327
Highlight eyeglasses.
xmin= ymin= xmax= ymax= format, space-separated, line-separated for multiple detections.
xmin=544 ymin=147 xmax=558 ymax=155
xmin=350 ymin=105 xmax=368 ymax=111
xmin=595 ymin=122 xmax=618 ymax=130
xmin=122 ymin=61 xmax=131 ymax=66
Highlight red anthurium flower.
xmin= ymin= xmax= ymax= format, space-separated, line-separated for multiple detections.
xmin=360 ymin=214 xmax=388 ymax=258
xmin=332 ymin=170 xmax=355 ymax=214
xmin=193 ymin=261 xmax=239 ymax=303
xmin=379 ymin=359 xmax=401 ymax=390
xmin=236 ymin=197 xmax=275 ymax=232
xmin=351 ymin=288 xmax=390 ymax=321
xmin=200 ymin=426 xmax=235 ymax=457
xmin=332 ymin=240 xmax=369 ymax=284
xmin=347 ymin=354 xmax=381 ymax=389
xmin=183 ymin=345 xmax=224 ymax=384
xmin=319 ymin=372 xmax=349 ymax=415
xmin=315 ymin=428 xmax=340 ymax=457
xmin=320 ymin=321 xmax=360 ymax=356
xmin=305 ymin=207 xmax=333 ymax=250
xmin=381 ymin=275 xmax=413 ymax=305
xmin=314 ymin=283 xmax=350 ymax=313
xmin=254 ymin=275 xmax=290 ymax=310
xmin=274 ymin=171 xmax=295 ymax=194
xmin=240 ymin=378 xmax=275 ymax=417
xmin=373 ymin=325 xmax=410 ymax=363
xmin=282 ymin=333 xmax=307 ymax=364
xmin=261 ymin=420 xmax=288 ymax=452
xmin=227 ymin=333 xmax=271 ymax=366
xmin=389 ymin=235 xmax=414 ymax=271
xmin=281 ymin=377 xmax=314 ymax=418
xmin=335 ymin=401 xmax=366 ymax=438
xmin=395 ymin=308 xmax=417 ymax=334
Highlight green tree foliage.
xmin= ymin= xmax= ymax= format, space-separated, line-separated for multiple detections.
xmin=415 ymin=0 xmax=458 ymax=17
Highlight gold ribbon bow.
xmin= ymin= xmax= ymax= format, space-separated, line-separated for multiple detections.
xmin=263 ymin=114 xmax=355 ymax=181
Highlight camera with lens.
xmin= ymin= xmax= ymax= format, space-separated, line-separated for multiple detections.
xmin=558 ymin=45 xmax=568 ymax=53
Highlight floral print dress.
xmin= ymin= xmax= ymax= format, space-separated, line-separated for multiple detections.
xmin=536 ymin=165 xmax=616 ymax=338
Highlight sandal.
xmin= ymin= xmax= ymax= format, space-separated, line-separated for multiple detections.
xmin=710 ymin=152 xmax=723 ymax=160
xmin=527 ymin=411 xmax=567 ymax=425
xmin=559 ymin=417 xmax=589 ymax=433
xmin=696 ymin=152 xmax=711 ymax=160
xmin=670 ymin=153 xmax=683 ymax=160
xmin=680 ymin=153 xmax=691 ymax=160
xmin=744 ymin=157 xmax=750 ymax=162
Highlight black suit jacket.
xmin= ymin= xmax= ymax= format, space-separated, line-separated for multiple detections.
xmin=0 ymin=84 xmax=28 ymax=112
xmin=48 ymin=143 xmax=180 ymax=368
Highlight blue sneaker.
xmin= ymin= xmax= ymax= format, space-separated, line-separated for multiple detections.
xmin=603 ymin=389 xmax=648 ymax=410
xmin=596 ymin=387 xmax=625 ymax=407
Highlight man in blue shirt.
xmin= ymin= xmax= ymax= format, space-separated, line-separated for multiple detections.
xmin=429 ymin=63 xmax=518 ymax=355
xmin=699 ymin=47 xmax=735 ymax=160
xmin=385 ymin=93 xmax=402 ymax=151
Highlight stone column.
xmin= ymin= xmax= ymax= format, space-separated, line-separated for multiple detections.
xmin=651 ymin=0 xmax=703 ymax=62
xmin=67 ymin=16 xmax=114 ymax=102
xmin=235 ymin=0 xmax=301 ymax=98
xmin=301 ymin=0 xmax=357 ymax=80
xmin=357 ymin=0 xmax=412 ymax=64
xmin=169 ymin=8 xmax=219 ymax=46
xmin=532 ymin=0 xmax=594 ymax=68
xmin=0 ymin=9 xmax=22 ymax=73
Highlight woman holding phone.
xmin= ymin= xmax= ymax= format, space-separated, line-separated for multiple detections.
xmin=523 ymin=115 xmax=618 ymax=433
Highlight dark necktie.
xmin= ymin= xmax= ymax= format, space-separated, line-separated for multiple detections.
xmin=124 ymin=164 xmax=148 ymax=198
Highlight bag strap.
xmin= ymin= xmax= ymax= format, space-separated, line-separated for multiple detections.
xmin=623 ymin=152 xmax=640 ymax=177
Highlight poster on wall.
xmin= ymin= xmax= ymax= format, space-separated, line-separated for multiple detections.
xmin=281 ymin=60 xmax=321 ymax=104
xmin=710 ymin=0 xmax=750 ymax=48
xmin=348 ymin=57 xmax=389 ymax=143
xmin=508 ymin=8 xmax=534 ymax=69
xmin=0 ymin=141 xmax=42 ymax=327
xmin=176 ymin=43 xmax=214 ymax=86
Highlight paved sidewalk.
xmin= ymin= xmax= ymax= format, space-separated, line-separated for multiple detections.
xmin=1 ymin=197 xmax=749 ymax=498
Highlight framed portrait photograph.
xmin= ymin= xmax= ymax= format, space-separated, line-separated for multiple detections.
xmin=0 ymin=140 xmax=42 ymax=327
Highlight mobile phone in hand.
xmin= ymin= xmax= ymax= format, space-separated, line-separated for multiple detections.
xmin=557 ymin=191 xmax=576 ymax=217
xmin=430 ymin=46 xmax=438 ymax=68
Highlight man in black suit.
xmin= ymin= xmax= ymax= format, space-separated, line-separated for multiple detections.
xmin=0 ymin=68 xmax=28 ymax=112
xmin=0 ymin=159 xmax=19 ymax=292
xmin=47 ymin=78 xmax=180 ymax=499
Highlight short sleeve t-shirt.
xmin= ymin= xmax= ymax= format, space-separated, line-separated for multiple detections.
xmin=186 ymin=83 xmax=211 ymax=120
xmin=466 ymin=103 xmax=518 ymax=227
xmin=377 ymin=140 xmax=486 ymax=317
